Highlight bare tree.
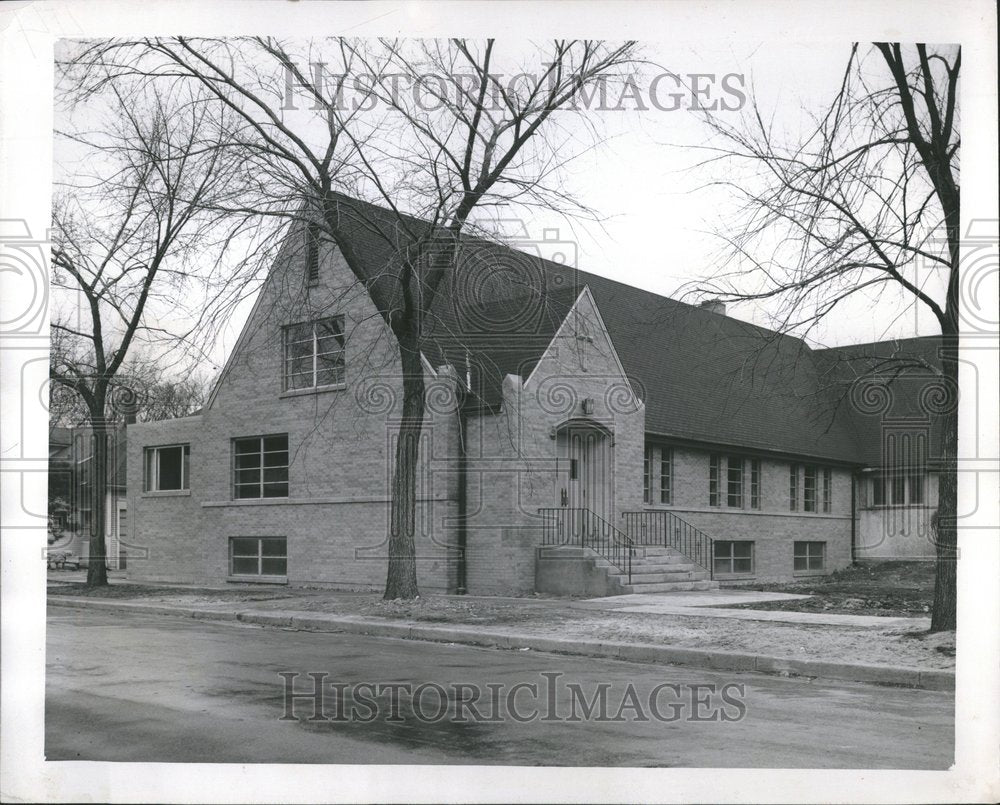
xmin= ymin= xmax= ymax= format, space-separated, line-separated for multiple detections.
xmin=66 ymin=37 xmax=641 ymax=599
xmin=50 ymin=72 xmax=238 ymax=586
xmin=691 ymin=43 xmax=959 ymax=630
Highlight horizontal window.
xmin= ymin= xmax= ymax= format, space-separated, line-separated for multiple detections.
xmin=143 ymin=444 xmax=190 ymax=492
xmin=229 ymin=537 xmax=287 ymax=578
xmin=713 ymin=540 xmax=753 ymax=576
xmin=233 ymin=435 xmax=289 ymax=499
xmin=794 ymin=541 xmax=825 ymax=572
xmin=869 ymin=472 xmax=926 ymax=507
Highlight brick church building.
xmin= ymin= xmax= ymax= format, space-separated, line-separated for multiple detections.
xmin=125 ymin=196 xmax=943 ymax=595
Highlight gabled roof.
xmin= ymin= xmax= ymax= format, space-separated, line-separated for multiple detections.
xmin=287 ymin=194 xmax=944 ymax=465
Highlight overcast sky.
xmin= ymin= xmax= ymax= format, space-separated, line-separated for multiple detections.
xmin=54 ymin=38 xmax=953 ymax=378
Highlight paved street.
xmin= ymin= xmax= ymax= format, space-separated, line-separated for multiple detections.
xmin=46 ymin=608 xmax=953 ymax=767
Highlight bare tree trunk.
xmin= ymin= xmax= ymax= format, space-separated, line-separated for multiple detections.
xmin=86 ymin=402 xmax=109 ymax=587
xmin=930 ymin=335 xmax=958 ymax=632
xmin=384 ymin=325 xmax=424 ymax=600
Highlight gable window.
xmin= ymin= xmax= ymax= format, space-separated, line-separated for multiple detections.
xmin=789 ymin=464 xmax=799 ymax=511
xmin=284 ymin=317 xmax=345 ymax=391
xmin=305 ymin=222 xmax=320 ymax=284
xmin=803 ymin=465 xmax=817 ymax=512
xmin=233 ymin=435 xmax=289 ymax=499
xmin=660 ymin=447 xmax=673 ymax=505
xmin=230 ymin=537 xmax=287 ymax=579
xmin=794 ymin=541 xmax=825 ymax=572
xmin=643 ymin=444 xmax=651 ymax=504
xmin=713 ymin=541 xmax=754 ymax=576
xmin=143 ymin=444 xmax=190 ymax=492
xmin=709 ymin=454 xmax=720 ymax=507
xmin=750 ymin=459 xmax=761 ymax=510
xmin=822 ymin=468 xmax=832 ymax=513
xmin=726 ymin=456 xmax=744 ymax=508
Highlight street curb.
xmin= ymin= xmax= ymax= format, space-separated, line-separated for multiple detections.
xmin=48 ymin=596 xmax=955 ymax=691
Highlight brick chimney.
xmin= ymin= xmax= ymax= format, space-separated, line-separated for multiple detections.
xmin=698 ymin=299 xmax=727 ymax=316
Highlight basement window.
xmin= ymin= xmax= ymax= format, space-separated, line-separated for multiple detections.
xmin=713 ymin=540 xmax=754 ymax=576
xmin=794 ymin=541 xmax=826 ymax=572
xmin=229 ymin=537 xmax=287 ymax=580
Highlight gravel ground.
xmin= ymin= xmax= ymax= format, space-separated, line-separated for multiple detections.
xmin=48 ymin=580 xmax=954 ymax=670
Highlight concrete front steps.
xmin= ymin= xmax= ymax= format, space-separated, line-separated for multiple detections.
xmin=610 ymin=546 xmax=719 ymax=593
xmin=535 ymin=544 xmax=718 ymax=596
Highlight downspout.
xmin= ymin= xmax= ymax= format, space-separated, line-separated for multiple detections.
xmin=456 ymin=392 xmax=468 ymax=595
xmin=850 ymin=471 xmax=858 ymax=564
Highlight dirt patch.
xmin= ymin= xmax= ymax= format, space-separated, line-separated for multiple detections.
xmin=723 ymin=561 xmax=934 ymax=617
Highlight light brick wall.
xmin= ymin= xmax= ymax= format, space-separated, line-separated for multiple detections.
xmin=463 ymin=288 xmax=646 ymax=594
xmin=637 ymin=445 xmax=854 ymax=582
xmin=127 ymin=228 xmax=460 ymax=591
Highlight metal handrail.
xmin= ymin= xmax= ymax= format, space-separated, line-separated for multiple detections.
xmin=538 ymin=507 xmax=634 ymax=584
xmin=620 ymin=510 xmax=715 ymax=579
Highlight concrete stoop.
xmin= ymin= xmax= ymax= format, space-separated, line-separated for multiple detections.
xmin=535 ymin=545 xmax=719 ymax=596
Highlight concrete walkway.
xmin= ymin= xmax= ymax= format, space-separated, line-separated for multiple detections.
xmin=571 ymin=590 xmax=930 ymax=629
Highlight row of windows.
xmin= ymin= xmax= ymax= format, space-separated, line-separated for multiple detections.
xmin=713 ymin=540 xmax=826 ymax=576
xmin=643 ymin=448 xmax=834 ymax=514
xmin=144 ymin=435 xmax=289 ymax=500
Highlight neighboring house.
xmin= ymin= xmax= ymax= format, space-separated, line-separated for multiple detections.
xmin=125 ymin=196 xmax=944 ymax=595
xmin=48 ymin=425 xmax=128 ymax=569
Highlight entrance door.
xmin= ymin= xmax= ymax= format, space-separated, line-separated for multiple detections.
xmin=557 ymin=424 xmax=611 ymax=521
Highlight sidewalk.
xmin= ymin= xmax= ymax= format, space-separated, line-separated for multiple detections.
xmin=47 ymin=580 xmax=954 ymax=691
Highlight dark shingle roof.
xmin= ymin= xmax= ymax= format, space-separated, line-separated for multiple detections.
xmin=321 ymin=194 xmax=942 ymax=464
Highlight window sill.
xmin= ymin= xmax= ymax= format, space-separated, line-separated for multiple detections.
xmin=141 ymin=490 xmax=191 ymax=498
xmin=280 ymin=384 xmax=346 ymax=399
xmin=865 ymin=504 xmax=932 ymax=510
xmin=227 ymin=575 xmax=288 ymax=585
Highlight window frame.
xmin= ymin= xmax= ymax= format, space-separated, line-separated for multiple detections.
xmin=803 ymin=464 xmax=817 ymax=512
xmin=283 ymin=316 xmax=346 ymax=392
xmin=232 ymin=434 xmax=290 ymax=500
xmin=750 ymin=458 xmax=761 ymax=510
xmin=868 ymin=471 xmax=928 ymax=508
xmin=793 ymin=540 xmax=826 ymax=573
xmin=659 ymin=447 xmax=673 ymax=505
xmin=142 ymin=443 xmax=190 ymax=493
xmin=726 ymin=455 xmax=744 ymax=508
xmin=713 ymin=540 xmax=755 ymax=576
xmin=643 ymin=444 xmax=651 ymax=504
xmin=709 ymin=454 xmax=720 ymax=507
xmin=228 ymin=536 xmax=288 ymax=581
xmin=822 ymin=467 xmax=832 ymax=513
xmin=789 ymin=464 xmax=799 ymax=511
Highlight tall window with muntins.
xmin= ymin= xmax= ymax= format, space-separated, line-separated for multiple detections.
xmin=305 ymin=222 xmax=320 ymax=284
xmin=284 ymin=317 xmax=345 ymax=391
xmin=794 ymin=541 xmax=825 ymax=572
xmin=143 ymin=444 xmax=190 ymax=491
xmin=822 ymin=467 xmax=832 ymax=512
xmin=233 ymin=435 xmax=289 ymax=499
xmin=659 ymin=447 xmax=673 ymax=505
xmin=803 ymin=465 xmax=818 ymax=512
xmin=709 ymin=454 xmax=720 ymax=507
xmin=726 ymin=456 xmax=744 ymax=508
xmin=789 ymin=464 xmax=799 ymax=511
xmin=908 ymin=473 xmax=925 ymax=505
xmin=750 ymin=459 xmax=761 ymax=509
xmin=643 ymin=444 xmax=651 ymax=504
xmin=713 ymin=540 xmax=754 ymax=575
xmin=230 ymin=537 xmax=287 ymax=578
